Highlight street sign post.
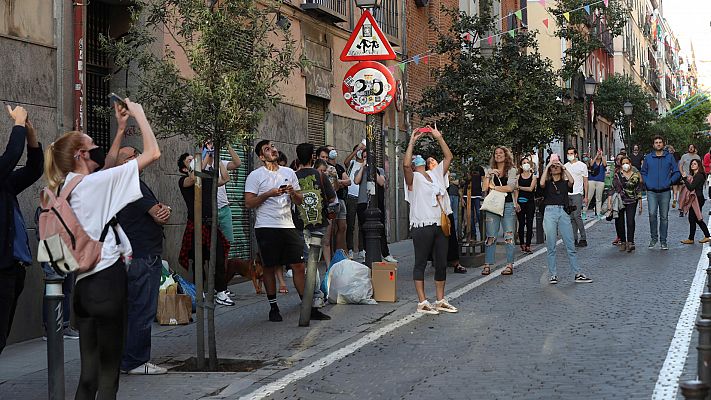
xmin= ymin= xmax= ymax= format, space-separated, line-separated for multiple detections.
xmin=342 ymin=61 xmax=396 ymax=114
xmin=340 ymin=10 xmax=396 ymax=62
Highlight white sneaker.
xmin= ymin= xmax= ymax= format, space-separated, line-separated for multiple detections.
xmin=347 ymin=250 xmax=354 ymax=259
xmin=383 ymin=255 xmax=398 ymax=263
xmin=434 ymin=299 xmax=458 ymax=313
xmin=416 ymin=300 xmax=440 ymax=315
xmin=215 ymin=291 xmax=235 ymax=306
xmin=285 ymin=269 xmax=293 ymax=278
xmin=357 ymin=250 xmax=366 ymax=260
xmin=312 ymin=296 xmax=325 ymax=308
xmin=126 ymin=362 xmax=167 ymax=375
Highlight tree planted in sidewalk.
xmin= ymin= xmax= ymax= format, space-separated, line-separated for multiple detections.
xmin=413 ymin=4 xmax=577 ymax=172
xmin=101 ymin=0 xmax=300 ymax=371
xmin=593 ymin=74 xmax=657 ymax=149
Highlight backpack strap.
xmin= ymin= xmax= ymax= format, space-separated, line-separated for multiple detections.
xmin=99 ymin=217 xmax=121 ymax=245
xmin=59 ymin=175 xmax=85 ymax=200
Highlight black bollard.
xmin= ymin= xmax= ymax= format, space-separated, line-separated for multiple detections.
xmin=299 ymin=231 xmax=323 ymax=327
xmin=701 ymin=293 xmax=711 ymax=320
xmin=706 ymin=252 xmax=711 ymax=293
xmin=45 ymin=277 xmax=65 ymax=400
xmin=679 ymin=380 xmax=709 ymax=400
xmin=697 ymin=319 xmax=711 ymax=387
xmin=535 ymin=202 xmax=544 ymax=244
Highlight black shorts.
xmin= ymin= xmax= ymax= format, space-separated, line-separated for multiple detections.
xmin=255 ymin=228 xmax=305 ymax=267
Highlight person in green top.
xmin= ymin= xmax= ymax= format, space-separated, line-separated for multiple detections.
xmin=611 ymin=156 xmax=643 ymax=253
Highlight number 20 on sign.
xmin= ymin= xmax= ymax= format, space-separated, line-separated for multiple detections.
xmin=342 ymin=61 xmax=396 ymax=115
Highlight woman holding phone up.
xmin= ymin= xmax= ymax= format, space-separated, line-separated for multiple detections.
xmin=43 ymin=99 xmax=160 ymax=399
xmin=540 ymin=155 xmax=593 ymax=284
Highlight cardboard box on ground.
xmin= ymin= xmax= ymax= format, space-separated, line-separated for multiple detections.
xmin=371 ymin=262 xmax=397 ymax=302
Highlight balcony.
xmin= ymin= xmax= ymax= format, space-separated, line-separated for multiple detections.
xmin=300 ymin=0 xmax=348 ymax=24
xmin=372 ymin=0 xmax=399 ymax=39
xmin=649 ymin=69 xmax=660 ymax=92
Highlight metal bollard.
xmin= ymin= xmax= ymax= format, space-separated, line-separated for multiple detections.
xmin=679 ymin=380 xmax=709 ymax=400
xmin=535 ymin=202 xmax=544 ymax=244
xmin=45 ymin=277 xmax=65 ymax=400
xmin=299 ymin=231 xmax=323 ymax=327
xmin=706 ymin=252 xmax=711 ymax=293
xmin=697 ymin=319 xmax=711 ymax=387
xmin=701 ymin=292 xmax=711 ymax=320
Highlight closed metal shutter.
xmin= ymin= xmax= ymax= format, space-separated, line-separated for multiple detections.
xmin=221 ymin=145 xmax=251 ymax=259
xmin=306 ymin=96 xmax=326 ymax=148
xmin=373 ymin=112 xmax=384 ymax=168
xmin=86 ymin=1 xmax=111 ymax=152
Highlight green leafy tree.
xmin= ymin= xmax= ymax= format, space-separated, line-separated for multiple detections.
xmin=593 ymin=74 xmax=657 ymax=149
xmin=102 ymin=0 xmax=300 ymax=370
xmin=650 ymin=95 xmax=711 ymax=153
xmin=549 ymin=0 xmax=629 ymax=81
xmin=413 ymin=4 xmax=577 ymax=173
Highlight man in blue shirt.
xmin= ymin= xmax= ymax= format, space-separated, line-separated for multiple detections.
xmin=641 ymin=135 xmax=680 ymax=250
xmin=0 ymin=106 xmax=43 ymax=354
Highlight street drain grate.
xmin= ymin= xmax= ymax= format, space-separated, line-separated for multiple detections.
xmin=170 ymin=357 xmax=268 ymax=372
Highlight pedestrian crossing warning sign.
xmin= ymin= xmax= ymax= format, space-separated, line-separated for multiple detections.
xmin=340 ymin=10 xmax=396 ymax=62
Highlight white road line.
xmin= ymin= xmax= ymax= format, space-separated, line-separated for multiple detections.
xmin=652 ymin=220 xmax=710 ymax=399
xmin=238 ymin=218 xmax=600 ymax=400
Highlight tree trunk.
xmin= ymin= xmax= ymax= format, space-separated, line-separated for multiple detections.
xmin=193 ymin=152 xmax=205 ymax=370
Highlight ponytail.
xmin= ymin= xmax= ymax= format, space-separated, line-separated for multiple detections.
xmin=43 ymin=131 xmax=84 ymax=196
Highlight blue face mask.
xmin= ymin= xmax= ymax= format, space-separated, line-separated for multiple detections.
xmin=413 ymin=155 xmax=426 ymax=167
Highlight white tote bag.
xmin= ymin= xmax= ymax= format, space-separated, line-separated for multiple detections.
xmin=480 ymin=176 xmax=507 ymax=216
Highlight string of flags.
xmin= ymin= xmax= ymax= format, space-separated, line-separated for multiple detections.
xmin=385 ymin=0 xmax=612 ymax=75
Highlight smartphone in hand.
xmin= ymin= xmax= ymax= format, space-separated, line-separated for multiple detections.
xmin=108 ymin=93 xmax=128 ymax=109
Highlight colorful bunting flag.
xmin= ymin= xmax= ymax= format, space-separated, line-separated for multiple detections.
xmin=398 ymin=63 xmax=406 ymax=72
xmin=388 ymin=66 xmax=395 ymax=74
xmin=509 ymin=30 xmax=515 ymax=38
xmin=413 ymin=55 xmax=420 ymax=65
xmin=539 ymin=0 xmax=546 ymax=6
xmin=563 ymin=12 xmax=570 ymax=22
xmin=584 ymin=5 xmax=590 ymax=14
xmin=515 ymin=10 xmax=523 ymax=20
xmin=422 ymin=55 xmax=429 ymax=64
xmin=543 ymin=18 xmax=549 ymax=28
xmin=603 ymin=0 xmax=609 ymax=6
xmin=487 ymin=36 xmax=493 ymax=46
xmin=464 ymin=33 xmax=471 ymax=42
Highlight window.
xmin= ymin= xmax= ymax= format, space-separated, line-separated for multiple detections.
xmin=306 ymin=96 xmax=327 ymax=148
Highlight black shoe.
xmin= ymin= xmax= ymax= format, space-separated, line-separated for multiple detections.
xmin=310 ymin=308 xmax=331 ymax=320
xmin=576 ymin=240 xmax=588 ymax=247
xmin=269 ymin=308 xmax=283 ymax=322
xmin=454 ymin=264 xmax=468 ymax=274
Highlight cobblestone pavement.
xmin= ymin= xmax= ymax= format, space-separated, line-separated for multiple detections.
xmin=0 ymin=205 xmax=708 ymax=400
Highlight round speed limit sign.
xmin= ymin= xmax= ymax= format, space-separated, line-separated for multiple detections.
xmin=342 ymin=61 xmax=396 ymax=114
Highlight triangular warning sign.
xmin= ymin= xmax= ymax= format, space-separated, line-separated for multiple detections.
xmin=340 ymin=10 xmax=396 ymax=62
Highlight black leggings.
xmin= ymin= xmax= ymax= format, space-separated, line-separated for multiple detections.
xmin=74 ymin=260 xmax=127 ymax=400
xmin=411 ymin=225 xmax=448 ymax=281
xmin=615 ymin=204 xmax=637 ymax=242
xmin=517 ymin=200 xmax=535 ymax=246
xmin=689 ymin=198 xmax=710 ymax=240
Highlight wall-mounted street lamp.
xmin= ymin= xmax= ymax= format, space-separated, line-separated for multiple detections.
xmin=355 ymin=0 xmax=382 ymax=9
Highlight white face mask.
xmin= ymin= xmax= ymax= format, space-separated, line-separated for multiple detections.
xmin=522 ymin=164 xmax=531 ymax=172
xmin=567 ymin=155 xmax=575 ymax=162
xmin=356 ymin=150 xmax=363 ymax=159
xmin=622 ymin=163 xmax=631 ymax=171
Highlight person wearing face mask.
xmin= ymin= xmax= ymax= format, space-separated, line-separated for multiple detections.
xmin=344 ymin=141 xmax=367 ymax=259
xmin=42 ymin=99 xmax=160 ymax=399
xmin=563 ymin=147 xmax=589 ymax=247
xmin=514 ymin=157 xmax=537 ymax=253
xmin=611 ymin=156 xmax=643 ymax=252
xmin=679 ymin=159 xmax=711 ymax=245
xmin=317 ymin=146 xmax=351 ymax=254
xmin=587 ymin=149 xmax=607 ymax=219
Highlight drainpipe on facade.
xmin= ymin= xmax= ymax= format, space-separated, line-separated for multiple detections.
xmin=55 ymin=0 xmax=65 ymax=133
xmin=72 ymin=1 xmax=85 ymax=132
xmin=397 ymin=0 xmax=409 ymax=241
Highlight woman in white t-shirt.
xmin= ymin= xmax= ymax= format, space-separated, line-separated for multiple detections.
xmin=403 ymin=126 xmax=458 ymax=315
xmin=43 ymin=99 xmax=160 ymax=400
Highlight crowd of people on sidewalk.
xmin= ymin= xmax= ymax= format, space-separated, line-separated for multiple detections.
xmin=3 ymin=94 xmax=711 ymax=400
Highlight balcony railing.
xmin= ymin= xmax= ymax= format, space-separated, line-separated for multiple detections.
xmin=301 ymin=0 xmax=348 ymax=24
xmin=372 ymin=0 xmax=399 ymax=39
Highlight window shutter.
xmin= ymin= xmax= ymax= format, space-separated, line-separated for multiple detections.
xmin=306 ymin=96 xmax=326 ymax=148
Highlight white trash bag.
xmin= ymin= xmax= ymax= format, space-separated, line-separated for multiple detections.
xmin=324 ymin=259 xmax=377 ymax=305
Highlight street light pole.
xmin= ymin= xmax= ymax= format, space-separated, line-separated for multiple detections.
xmin=624 ymin=101 xmax=634 ymax=150
xmin=364 ymin=114 xmax=384 ymax=268
xmin=584 ymin=75 xmax=598 ymax=153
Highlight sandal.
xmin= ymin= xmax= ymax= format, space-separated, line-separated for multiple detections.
xmin=454 ymin=265 xmax=468 ymax=274
xmin=501 ymin=264 xmax=513 ymax=275
xmin=481 ymin=266 xmax=491 ymax=276
xmin=278 ymin=285 xmax=289 ymax=294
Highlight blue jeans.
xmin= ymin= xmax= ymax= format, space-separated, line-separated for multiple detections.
xmin=543 ymin=205 xmax=581 ymax=277
xmin=449 ymin=195 xmax=460 ymax=236
xmin=121 ymin=255 xmax=162 ymax=371
xmin=647 ymin=190 xmax=671 ymax=243
xmin=484 ymin=203 xmax=516 ymax=265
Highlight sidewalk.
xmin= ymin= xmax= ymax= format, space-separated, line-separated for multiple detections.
xmin=0 ymin=238 xmax=537 ymax=400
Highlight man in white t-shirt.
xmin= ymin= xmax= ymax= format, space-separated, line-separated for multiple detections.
xmin=564 ymin=146 xmax=589 ymax=247
xmin=245 ymin=140 xmax=306 ymax=322
xmin=202 ymin=141 xmax=241 ymax=246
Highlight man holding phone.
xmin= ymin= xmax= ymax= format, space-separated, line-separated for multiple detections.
xmin=245 ymin=140 xmax=314 ymax=322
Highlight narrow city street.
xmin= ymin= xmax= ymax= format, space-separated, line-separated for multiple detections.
xmin=1 ymin=203 xmax=708 ymax=400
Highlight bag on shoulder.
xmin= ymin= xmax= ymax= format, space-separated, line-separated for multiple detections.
xmin=437 ymin=197 xmax=451 ymax=237
xmin=480 ymin=176 xmax=507 ymax=216
xmin=37 ymin=175 xmax=120 ymax=274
